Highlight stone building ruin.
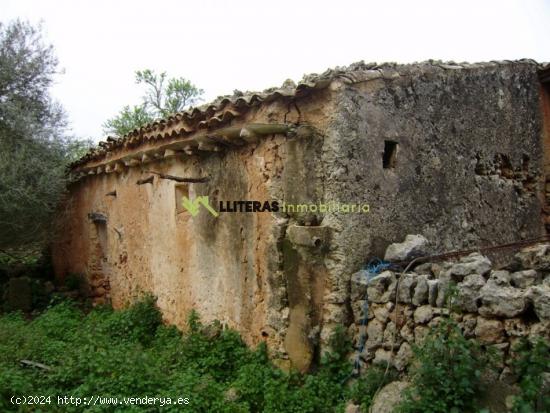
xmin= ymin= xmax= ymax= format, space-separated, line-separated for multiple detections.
xmin=53 ymin=60 xmax=550 ymax=372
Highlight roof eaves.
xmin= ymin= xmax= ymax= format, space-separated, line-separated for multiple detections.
xmin=72 ymin=59 xmax=545 ymax=170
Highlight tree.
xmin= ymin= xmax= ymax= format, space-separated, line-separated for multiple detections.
xmin=101 ymin=105 xmax=153 ymax=139
xmin=102 ymin=69 xmax=203 ymax=137
xmin=0 ymin=20 xmax=87 ymax=250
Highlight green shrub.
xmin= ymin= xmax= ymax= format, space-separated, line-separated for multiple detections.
xmin=398 ymin=318 xmax=490 ymax=413
xmin=103 ymin=294 xmax=162 ymax=344
xmin=349 ymin=365 xmax=398 ymax=412
xmin=510 ymin=338 xmax=550 ymax=413
xmin=13 ymin=294 xmax=548 ymax=413
xmin=0 ymin=297 xmax=363 ymax=412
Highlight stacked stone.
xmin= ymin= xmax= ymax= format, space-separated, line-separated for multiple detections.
xmin=350 ymin=242 xmax=550 ymax=381
xmin=87 ymin=230 xmax=111 ymax=306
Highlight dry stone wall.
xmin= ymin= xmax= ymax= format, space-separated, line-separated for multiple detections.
xmin=350 ymin=242 xmax=550 ymax=380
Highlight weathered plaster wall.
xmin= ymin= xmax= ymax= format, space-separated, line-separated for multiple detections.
xmin=53 ymin=62 xmax=548 ymax=372
xmin=55 ymin=138 xmax=289 ymax=347
xmin=52 ymin=90 xmax=335 ymax=369
xmin=540 ymin=80 xmax=550 ymax=231
xmin=313 ymin=62 xmax=546 ymax=348
xmin=329 ymin=62 xmax=543 ymax=260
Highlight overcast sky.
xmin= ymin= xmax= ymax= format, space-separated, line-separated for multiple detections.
xmin=3 ymin=0 xmax=550 ymax=141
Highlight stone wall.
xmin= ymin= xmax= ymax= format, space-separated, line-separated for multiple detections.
xmin=52 ymin=89 xmax=336 ymax=371
xmin=313 ymin=61 xmax=546 ymax=356
xmin=324 ymin=61 xmax=544 ymax=267
xmin=349 ymin=241 xmax=550 ymax=379
xmin=53 ymin=61 xmax=549 ymax=373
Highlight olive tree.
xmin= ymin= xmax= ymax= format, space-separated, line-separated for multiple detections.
xmin=0 ymin=20 xmax=89 ymax=250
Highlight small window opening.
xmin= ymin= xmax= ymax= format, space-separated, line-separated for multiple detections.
xmin=383 ymin=140 xmax=398 ymax=169
xmin=175 ymin=184 xmax=190 ymax=214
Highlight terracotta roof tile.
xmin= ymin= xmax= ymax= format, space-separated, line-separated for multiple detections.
xmin=71 ymin=59 xmax=547 ymax=170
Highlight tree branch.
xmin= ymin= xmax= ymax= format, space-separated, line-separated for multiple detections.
xmin=146 ymin=170 xmax=209 ymax=183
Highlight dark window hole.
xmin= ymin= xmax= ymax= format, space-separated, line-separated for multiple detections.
xmin=383 ymin=140 xmax=398 ymax=169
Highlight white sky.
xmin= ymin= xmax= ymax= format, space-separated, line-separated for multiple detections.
xmin=2 ymin=0 xmax=550 ymax=141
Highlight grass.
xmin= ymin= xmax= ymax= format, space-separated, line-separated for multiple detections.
xmin=0 ymin=296 xmax=392 ymax=413
xmin=5 ymin=294 xmax=543 ymax=413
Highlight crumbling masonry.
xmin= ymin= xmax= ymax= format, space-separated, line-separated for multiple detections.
xmin=350 ymin=238 xmax=550 ymax=379
xmin=53 ymin=60 xmax=550 ymax=372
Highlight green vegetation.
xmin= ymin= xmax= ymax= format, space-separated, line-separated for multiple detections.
xmin=1 ymin=288 xmax=548 ymax=413
xmin=396 ymin=318 xmax=550 ymax=413
xmin=397 ymin=318 xmax=491 ymax=413
xmin=0 ymin=20 xmax=92 ymax=251
xmin=0 ymin=296 xmax=388 ymax=412
xmin=102 ymin=69 xmax=203 ymax=137
xmin=510 ymin=338 xmax=550 ymax=413
xmin=348 ymin=364 xmax=398 ymax=411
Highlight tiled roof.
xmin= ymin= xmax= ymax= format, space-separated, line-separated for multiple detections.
xmin=71 ymin=59 xmax=547 ymax=171
xmin=71 ymin=74 xmax=332 ymax=170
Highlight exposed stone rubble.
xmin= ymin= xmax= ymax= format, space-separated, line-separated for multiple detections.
xmin=370 ymin=381 xmax=410 ymax=413
xmin=384 ymin=234 xmax=428 ymax=262
xmin=350 ymin=240 xmax=550 ymax=377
